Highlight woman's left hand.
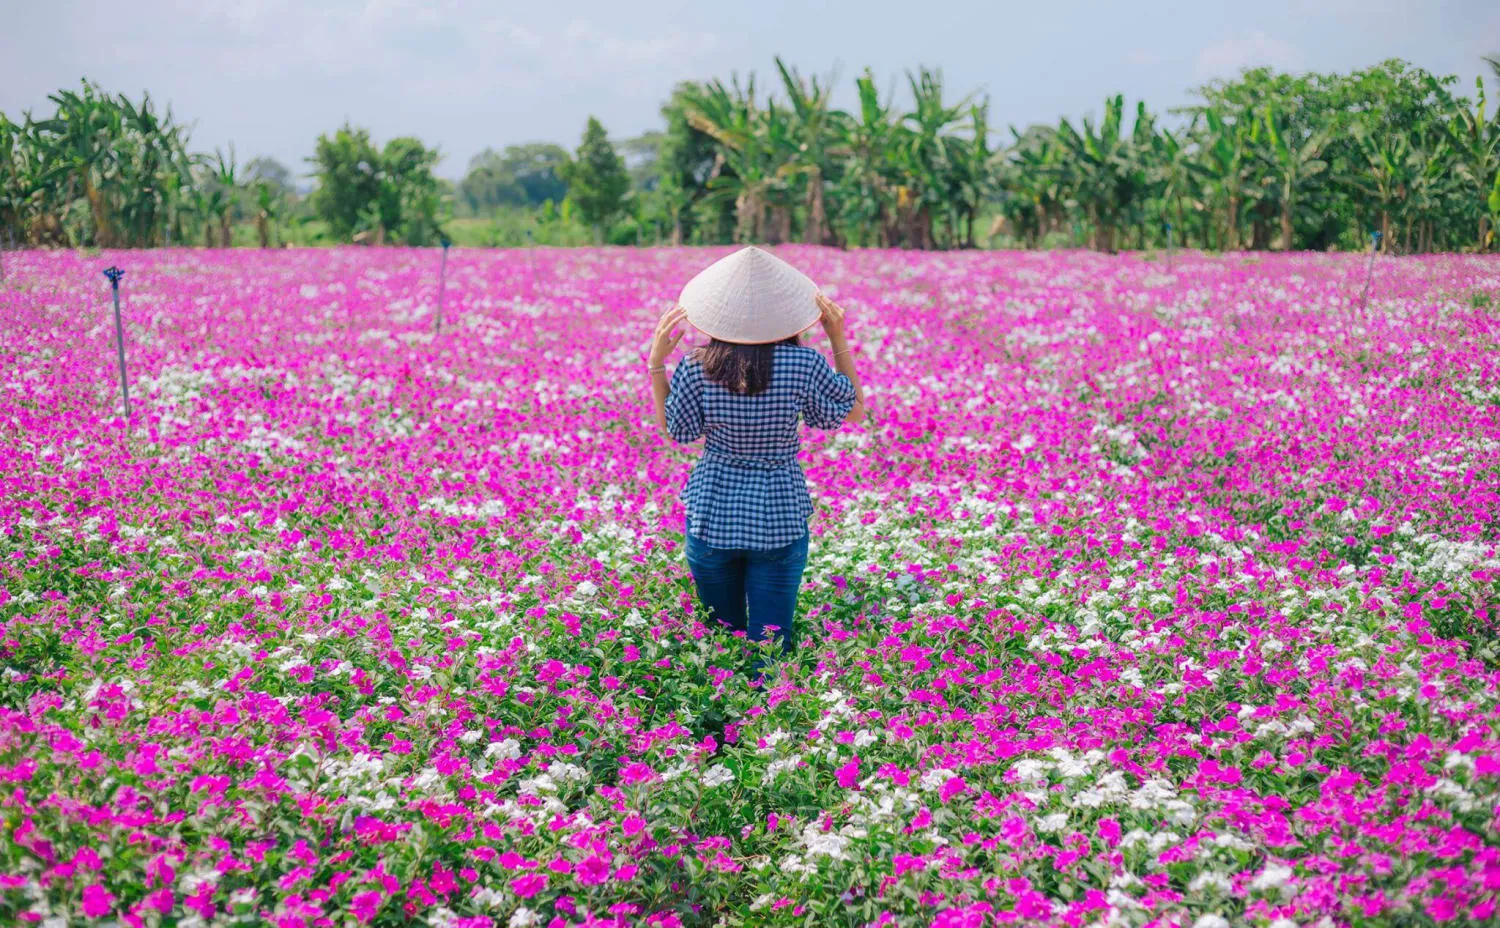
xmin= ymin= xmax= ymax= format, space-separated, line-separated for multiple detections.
xmin=649 ymin=305 xmax=689 ymax=367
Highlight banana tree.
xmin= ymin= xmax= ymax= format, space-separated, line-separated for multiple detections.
xmin=1402 ymin=135 xmax=1455 ymax=252
xmin=253 ymin=180 xmax=281 ymax=247
xmin=210 ymin=147 xmax=239 ymax=247
xmin=1445 ymin=76 xmax=1500 ymax=251
xmin=1351 ymin=127 xmax=1413 ymax=252
xmin=683 ymin=75 xmax=793 ymax=243
xmin=1197 ymin=108 xmax=1252 ymax=251
xmin=1150 ymin=126 xmax=1204 ymax=247
xmin=950 ymin=98 xmax=994 ymax=248
xmin=894 ymin=67 xmax=972 ymax=249
xmin=830 ymin=69 xmax=897 ymax=247
xmin=1053 ymin=95 xmax=1148 ymax=252
xmin=774 ymin=57 xmax=838 ymax=246
xmin=36 ymin=82 xmax=123 ymax=246
xmin=1262 ymin=104 xmax=1330 ymax=250
xmin=1488 ymin=168 xmax=1500 ymax=247
xmin=995 ymin=125 xmax=1065 ymax=247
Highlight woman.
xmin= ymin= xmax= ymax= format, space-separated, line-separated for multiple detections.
xmin=646 ymin=247 xmax=868 ymax=674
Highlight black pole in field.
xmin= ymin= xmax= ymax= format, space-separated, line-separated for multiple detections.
xmin=104 ymin=266 xmax=131 ymax=424
xmin=434 ymin=235 xmax=452 ymax=337
xmin=1359 ymin=230 xmax=1381 ymax=312
xmin=526 ymin=228 xmax=538 ymax=289
xmin=1165 ymin=222 xmax=1174 ymax=274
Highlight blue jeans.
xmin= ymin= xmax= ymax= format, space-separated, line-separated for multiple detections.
xmin=684 ymin=518 xmax=809 ymax=658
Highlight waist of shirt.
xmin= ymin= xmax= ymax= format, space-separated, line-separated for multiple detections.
xmin=701 ymin=448 xmax=800 ymax=470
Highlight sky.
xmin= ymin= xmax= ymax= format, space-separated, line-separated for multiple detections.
xmin=2 ymin=0 xmax=1495 ymax=181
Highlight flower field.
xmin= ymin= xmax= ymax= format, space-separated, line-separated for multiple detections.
xmin=3 ymin=246 xmax=1500 ymax=928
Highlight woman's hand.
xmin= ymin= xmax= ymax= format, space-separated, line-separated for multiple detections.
xmin=816 ymin=293 xmax=846 ymax=343
xmin=649 ymin=305 xmax=689 ymax=367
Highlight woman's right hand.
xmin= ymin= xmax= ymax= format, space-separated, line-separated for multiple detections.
xmin=649 ymin=305 xmax=689 ymax=366
xmin=816 ymin=293 xmax=846 ymax=342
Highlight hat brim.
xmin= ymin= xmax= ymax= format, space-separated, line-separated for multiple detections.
xmin=678 ymin=246 xmax=822 ymax=345
xmin=687 ymin=316 xmax=820 ymax=345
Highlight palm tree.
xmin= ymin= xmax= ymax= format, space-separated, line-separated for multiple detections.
xmin=1446 ymin=77 xmax=1500 ymax=251
xmin=36 ymin=82 xmax=122 ymax=246
xmin=950 ymin=98 xmax=995 ymax=248
xmin=1150 ymin=126 xmax=1203 ymax=248
xmin=830 ymin=69 xmax=898 ymax=247
xmin=1261 ymin=104 xmax=1330 ymax=250
xmin=1196 ymin=108 xmax=1253 ymax=250
xmin=1053 ymin=95 xmax=1148 ymax=252
xmin=1351 ymin=127 xmax=1412 ymax=252
xmin=209 ymin=146 xmax=239 ymax=247
xmin=774 ymin=57 xmax=839 ymax=246
xmin=682 ymin=75 xmax=794 ymax=243
xmin=895 ymin=67 xmax=972 ymax=249
xmin=253 ymin=179 xmax=281 ymax=248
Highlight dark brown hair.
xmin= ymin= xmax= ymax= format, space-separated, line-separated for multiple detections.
xmin=695 ymin=336 xmax=799 ymax=396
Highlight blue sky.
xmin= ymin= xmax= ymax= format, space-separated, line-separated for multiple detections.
xmin=2 ymin=0 xmax=1494 ymax=180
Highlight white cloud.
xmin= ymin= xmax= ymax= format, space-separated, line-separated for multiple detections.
xmin=560 ymin=19 xmax=718 ymax=70
xmin=1193 ymin=31 xmax=1304 ymax=81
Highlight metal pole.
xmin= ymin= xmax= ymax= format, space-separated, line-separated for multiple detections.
xmin=434 ymin=237 xmax=451 ymax=336
xmin=1359 ymin=230 xmax=1381 ymax=312
xmin=104 ymin=267 xmax=131 ymax=424
xmin=526 ymin=229 xmax=538 ymax=290
xmin=1165 ymin=222 xmax=1174 ymax=274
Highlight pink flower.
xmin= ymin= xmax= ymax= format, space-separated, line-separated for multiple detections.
xmin=80 ymin=884 xmax=114 ymax=918
xmin=510 ymin=873 xmax=547 ymax=899
xmin=350 ymin=891 xmax=382 ymax=922
xmin=619 ymin=762 xmax=656 ymax=785
xmin=576 ymin=855 xmax=612 ymax=886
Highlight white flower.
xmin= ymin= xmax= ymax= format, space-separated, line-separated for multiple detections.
xmin=766 ymin=756 xmax=802 ymax=782
xmin=758 ymin=729 xmax=789 ymax=753
xmin=1268 ymin=920 xmax=1298 ymax=928
xmin=517 ymin=774 xmax=557 ymax=795
xmin=1188 ymin=872 xmax=1232 ymax=894
xmin=546 ymin=761 xmax=588 ymax=783
xmin=920 ymin=767 xmax=956 ymax=791
xmin=1191 ymin=916 xmax=1230 ymax=928
xmin=573 ymin=580 xmax=598 ymax=598
xmin=485 ymin=739 xmax=522 ymax=760
xmin=1036 ymin=812 xmax=1068 ymax=833
xmin=1251 ymin=864 xmax=1294 ymax=893
xmin=508 ymin=907 xmax=540 ymax=927
xmin=1012 ymin=758 xmax=1050 ymax=783
xmin=800 ymin=824 xmax=850 ymax=860
xmin=460 ymin=730 xmax=483 ymax=745
xmin=701 ymin=764 xmax=735 ymax=788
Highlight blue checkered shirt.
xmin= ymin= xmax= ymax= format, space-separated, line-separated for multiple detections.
xmin=665 ymin=344 xmax=856 ymax=550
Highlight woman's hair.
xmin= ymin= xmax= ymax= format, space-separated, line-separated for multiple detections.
xmin=695 ymin=336 xmax=799 ymax=396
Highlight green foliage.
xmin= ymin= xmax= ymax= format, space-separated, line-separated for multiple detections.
xmin=306 ymin=125 xmax=441 ymax=245
xmin=306 ymin=124 xmax=382 ymax=242
xmin=7 ymin=55 xmax=1500 ymax=252
xmin=0 ymin=79 xmax=195 ymax=247
xmin=457 ymin=143 xmax=570 ymax=214
xmin=562 ymin=116 xmax=630 ymax=241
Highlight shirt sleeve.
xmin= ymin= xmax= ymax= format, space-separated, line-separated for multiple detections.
xmin=663 ymin=363 xmax=705 ymax=443
xmin=801 ymin=353 xmax=856 ymax=430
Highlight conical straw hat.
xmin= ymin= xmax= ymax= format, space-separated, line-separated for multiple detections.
xmin=678 ymin=246 xmax=820 ymax=345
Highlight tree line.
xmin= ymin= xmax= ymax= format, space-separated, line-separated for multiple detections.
xmin=3 ymin=56 xmax=1499 ymax=253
